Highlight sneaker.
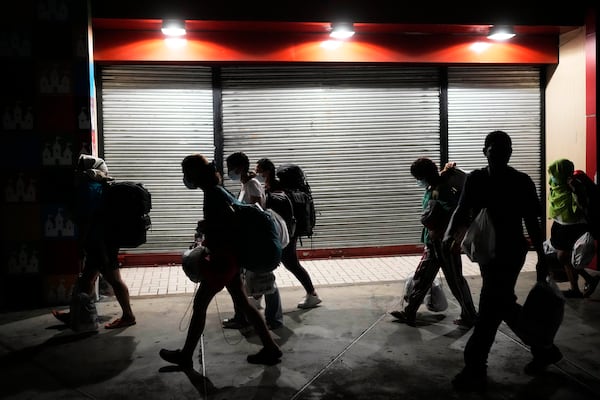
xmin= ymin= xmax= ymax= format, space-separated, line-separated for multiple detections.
xmin=390 ymin=310 xmax=416 ymax=327
xmin=297 ymin=294 xmax=322 ymax=309
xmin=247 ymin=347 xmax=283 ymax=366
xmin=524 ymin=345 xmax=563 ymax=375
xmin=451 ymin=368 xmax=487 ymax=392
xmin=159 ymin=349 xmax=193 ymax=369
xmin=222 ymin=317 xmax=251 ymax=330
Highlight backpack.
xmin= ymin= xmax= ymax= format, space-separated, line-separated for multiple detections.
xmin=218 ymin=185 xmax=282 ymax=272
xmin=276 ymin=164 xmax=316 ymax=238
xmin=103 ymin=181 xmax=152 ymax=248
xmin=569 ymin=170 xmax=600 ymax=238
xmin=439 ymin=166 xmax=467 ymax=202
xmin=266 ymin=190 xmax=296 ymax=237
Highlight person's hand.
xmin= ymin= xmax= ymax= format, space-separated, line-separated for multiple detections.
xmin=535 ymin=258 xmax=549 ymax=283
xmin=441 ymin=162 xmax=457 ymax=174
xmin=442 ymin=235 xmax=460 ymax=254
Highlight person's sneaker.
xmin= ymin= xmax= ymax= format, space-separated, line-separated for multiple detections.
xmin=159 ymin=349 xmax=193 ymax=369
xmin=451 ymin=368 xmax=487 ymax=392
xmin=297 ymin=294 xmax=322 ymax=309
xmin=222 ymin=317 xmax=251 ymax=330
xmin=247 ymin=347 xmax=283 ymax=366
xmin=524 ymin=345 xmax=563 ymax=375
xmin=390 ymin=310 xmax=416 ymax=327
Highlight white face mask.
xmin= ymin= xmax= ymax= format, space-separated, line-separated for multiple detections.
xmin=256 ymin=174 xmax=266 ymax=184
xmin=416 ymin=179 xmax=428 ymax=188
xmin=183 ymin=176 xmax=197 ymax=189
xmin=228 ymin=170 xmax=241 ymax=181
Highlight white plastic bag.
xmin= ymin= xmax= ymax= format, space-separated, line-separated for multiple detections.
xmin=403 ymin=274 xmax=448 ymax=312
xmin=425 ymin=277 xmax=448 ymax=312
xmin=461 ymin=208 xmax=495 ymax=264
xmin=571 ymin=231 xmax=595 ymax=270
xmin=543 ymin=239 xmax=557 ymax=255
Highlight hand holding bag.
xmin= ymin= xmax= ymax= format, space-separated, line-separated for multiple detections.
xmin=461 ymin=208 xmax=496 ymax=264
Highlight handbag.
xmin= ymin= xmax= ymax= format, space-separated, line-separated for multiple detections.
xmin=520 ymin=279 xmax=565 ymax=347
xmin=461 ymin=208 xmax=495 ymax=264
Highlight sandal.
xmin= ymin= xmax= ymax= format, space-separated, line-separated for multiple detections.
xmin=51 ymin=310 xmax=71 ymax=324
xmin=583 ymin=276 xmax=600 ymax=298
xmin=105 ymin=318 xmax=136 ymax=329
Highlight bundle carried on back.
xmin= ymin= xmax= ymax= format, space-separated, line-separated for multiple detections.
xmin=103 ymin=181 xmax=152 ymax=248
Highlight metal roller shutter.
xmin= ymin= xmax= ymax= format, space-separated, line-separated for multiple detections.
xmin=221 ymin=65 xmax=441 ymax=250
xmin=100 ymin=65 xmax=214 ymax=253
xmin=447 ymin=66 xmax=543 ymax=193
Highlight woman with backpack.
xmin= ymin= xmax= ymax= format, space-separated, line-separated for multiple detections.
xmin=159 ymin=154 xmax=282 ymax=369
xmin=256 ymin=158 xmax=322 ymax=309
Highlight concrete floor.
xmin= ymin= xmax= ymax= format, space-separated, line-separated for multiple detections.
xmin=1 ymin=270 xmax=599 ymax=400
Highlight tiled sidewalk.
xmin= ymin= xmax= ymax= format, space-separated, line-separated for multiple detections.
xmin=121 ymin=252 xmax=538 ymax=297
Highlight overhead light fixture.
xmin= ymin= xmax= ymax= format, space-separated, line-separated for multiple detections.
xmin=161 ymin=19 xmax=186 ymax=37
xmin=330 ymin=22 xmax=355 ymax=40
xmin=487 ymin=25 xmax=515 ymax=41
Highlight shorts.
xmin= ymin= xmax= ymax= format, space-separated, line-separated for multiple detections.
xmin=550 ymin=221 xmax=589 ymax=251
xmin=200 ymin=252 xmax=240 ymax=291
xmin=84 ymin=241 xmax=120 ymax=275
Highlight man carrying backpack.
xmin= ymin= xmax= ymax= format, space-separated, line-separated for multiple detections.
xmin=51 ymin=155 xmax=136 ymax=330
xmin=221 ymin=152 xmax=284 ymax=331
xmin=261 ymin=159 xmax=322 ymax=309
xmin=390 ymin=158 xmax=477 ymax=327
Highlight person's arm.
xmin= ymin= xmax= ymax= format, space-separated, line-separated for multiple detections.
xmin=522 ymin=177 xmax=548 ymax=282
xmin=244 ymin=178 xmax=266 ymax=208
xmin=443 ymin=173 xmax=475 ymax=251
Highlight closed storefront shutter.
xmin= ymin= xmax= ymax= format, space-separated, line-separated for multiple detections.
xmin=220 ymin=65 xmax=441 ymax=250
xmin=447 ymin=66 xmax=543 ymax=191
xmin=100 ymin=65 xmax=214 ymax=253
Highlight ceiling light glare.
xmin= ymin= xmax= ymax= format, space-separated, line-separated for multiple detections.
xmin=162 ymin=19 xmax=186 ymax=37
xmin=487 ymin=25 xmax=515 ymax=41
xmin=330 ymin=22 xmax=355 ymax=40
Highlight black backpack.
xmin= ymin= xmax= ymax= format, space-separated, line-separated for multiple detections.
xmin=103 ymin=181 xmax=152 ymax=248
xmin=276 ymin=164 xmax=316 ymax=238
xmin=266 ymin=190 xmax=296 ymax=237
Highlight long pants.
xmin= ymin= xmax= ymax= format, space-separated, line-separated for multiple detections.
xmin=404 ymin=240 xmax=477 ymax=321
xmin=281 ymin=236 xmax=315 ymax=294
xmin=464 ymin=249 xmax=527 ymax=370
